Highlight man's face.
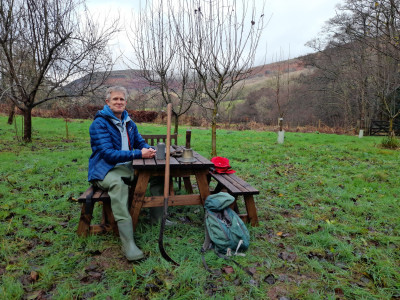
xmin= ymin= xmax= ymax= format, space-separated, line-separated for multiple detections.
xmin=106 ymin=91 xmax=126 ymax=118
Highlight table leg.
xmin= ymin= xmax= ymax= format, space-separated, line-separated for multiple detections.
xmin=183 ymin=176 xmax=193 ymax=193
xmin=195 ymin=170 xmax=210 ymax=206
xmin=129 ymin=171 xmax=151 ymax=231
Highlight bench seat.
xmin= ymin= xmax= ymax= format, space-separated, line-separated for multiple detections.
xmin=209 ymin=172 xmax=259 ymax=226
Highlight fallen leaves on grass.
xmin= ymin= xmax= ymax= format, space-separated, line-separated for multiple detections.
xmin=30 ymin=270 xmax=39 ymax=282
xmin=80 ymin=264 xmax=103 ymax=284
xmin=204 ymin=281 xmax=218 ymax=297
xmin=222 ymin=266 xmax=234 ymax=274
xmin=278 ymin=251 xmax=297 ymax=262
xmin=264 ymin=274 xmax=276 ymax=284
xmin=25 ymin=290 xmax=47 ymax=300
xmin=267 ymin=285 xmax=290 ymax=300
xmin=334 ymin=287 xmax=345 ymax=298
xmin=276 ymin=231 xmax=291 ymax=238
xmin=249 ymin=279 xmax=258 ymax=286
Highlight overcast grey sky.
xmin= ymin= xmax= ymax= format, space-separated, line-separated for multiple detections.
xmin=261 ymin=0 xmax=339 ymax=63
xmin=87 ymin=0 xmax=340 ymax=68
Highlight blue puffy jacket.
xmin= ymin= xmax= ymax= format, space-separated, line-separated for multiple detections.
xmin=88 ymin=106 xmax=150 ymax=182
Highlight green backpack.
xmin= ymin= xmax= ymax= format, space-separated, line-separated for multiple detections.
xmin=202 ymin=192 xmax=250 ymax=255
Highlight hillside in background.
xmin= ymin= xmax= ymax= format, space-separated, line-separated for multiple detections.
xmin=249 ymin=58 xmax=308 ymax=78
xmin=239 ymin=58 xmax=312 ymax=97
xmin=59 ymin=57 xmax=317 ymax=128
xmin=103 ymin=70 xmax=150 ymax=91
xmin=83 ymin=58 xmax=310 ymax=93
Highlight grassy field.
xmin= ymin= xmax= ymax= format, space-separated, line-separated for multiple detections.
xmin=1 ymin=116 xmax=399 ymax=299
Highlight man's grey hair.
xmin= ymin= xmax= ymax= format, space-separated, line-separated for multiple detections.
xmin=105 ymin=86 xmax=128 ymax=100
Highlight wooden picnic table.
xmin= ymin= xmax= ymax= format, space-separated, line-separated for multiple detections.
xmin=129 ymin=149 xmax=214 ymax=230
xmin=77 ymin=147 xmax=259 ymax=236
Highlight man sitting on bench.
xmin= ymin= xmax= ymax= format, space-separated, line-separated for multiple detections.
xmin=88 ymin=85 xmax=163 ymax=261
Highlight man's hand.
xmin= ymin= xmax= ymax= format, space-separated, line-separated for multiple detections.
xmin=141 ymin=147 xmax=156 ymax=158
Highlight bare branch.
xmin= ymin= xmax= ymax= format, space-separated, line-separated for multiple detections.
xmin=0 ymin=0 xmax=119 ymax=141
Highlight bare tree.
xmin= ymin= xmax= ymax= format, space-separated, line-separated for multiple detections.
xmin=0 ymin=0 xmax=118 ymax=142
xmin=309 ymin=0 xmax=400 ymax=138
xmin=367 ymin=0 xmax=400 ymax=138
xmin=128 ymin=1 xmax=201 ymax=134
xmin=173 ymin=0 xmax=266 ymax=156
xmin=270 ymin=51 xmax=292 ymax=144
xmin=343 ymin=0 xmax=400 ymax=61
xmin=337 ymin=0 xmax=400 ymax=137
xmin=305 ymin=1 xmax=399 ymax=135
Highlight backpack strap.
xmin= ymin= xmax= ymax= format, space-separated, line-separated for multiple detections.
xmin=202 ymin=216 xmax=212 ymax=251
xmin=200 ymin=248 xmax=219 ymax=275
xmin=201 ymin=221 xmax=217 ymax=273
xmin=213 ymin=250 xmax=254 ymax=277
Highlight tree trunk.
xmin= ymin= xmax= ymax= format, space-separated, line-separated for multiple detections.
xmin=174 ymin=113 xmax=179 ymax=134
xmin=23 ymin=107 xmax=33 ymax=142
xmin=389 ymin=118 xmax=395 ymax=138
xmin=8 ymin=104 xmax=15 ymax=125
xmin=211 ymin=105 xmax=218 ymax=157
xmin=65 ymin=119 xmax=69 ymax=140
xmin=277 ymin=117 xmax=285 ymax=144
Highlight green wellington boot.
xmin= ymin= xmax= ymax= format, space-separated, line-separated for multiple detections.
xmin=149 ymin=207 xmax=175 ymax=226
xmin=117 ymin=219 xmax=144 ymax=261
xmin=149 ymin=207 xmax=163 ymax=225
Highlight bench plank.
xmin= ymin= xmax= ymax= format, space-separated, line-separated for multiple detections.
xmin=78 ymin=185 xmax=94 ymax=199
xmin=228 ymin=174 xmax=259 ymax=194
xmin=78 ymin=187 xmax=110 ymax=203
xmin=222 ymin=174 xmax=249 ymax=193
xmin=208 ymin=171 xmax=259 ymax=226
xmin=209 ymin=172 xmax=259 ymax=195
xmin=212 ymin=174 xmax=242 ymax=194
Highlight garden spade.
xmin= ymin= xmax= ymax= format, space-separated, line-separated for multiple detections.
xmin=158 ymin=103 xmax=179 ymax=266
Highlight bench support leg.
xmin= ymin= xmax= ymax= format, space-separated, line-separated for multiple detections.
xmin=229 ymin=198 xmax=240 ymax=214
xmin=77 ymin=204 xmax=93 ymax=237
xmin=244 ymin=195 xmax=259 ymax=226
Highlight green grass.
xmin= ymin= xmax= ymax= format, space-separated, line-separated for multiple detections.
xmin=1 ymin=116 xmax=399 ymax=299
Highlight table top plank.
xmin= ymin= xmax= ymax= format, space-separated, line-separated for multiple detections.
xmin=132 ymin=149 xmax=213 ymax=170
xmin=170 ymin=156 xmax=180 ymax=166
xmin=193 ymin=152 xmax=210 ymax=164
xmin=132 ymin=158 xmax=145 ymax=167
xmin=144 ymin=158 xmax=157 ymax=166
